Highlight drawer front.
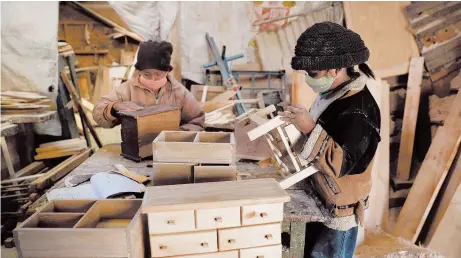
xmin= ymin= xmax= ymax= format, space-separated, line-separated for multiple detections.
xmin=218 ymin=223 xmax=281 ymax=250
xmin=196 ymin=207 xmax=240 ymax=229
xmin=171 ymin=250 xmax=238 ymax=258
xmin=240 ymin=245 xmax=282 ymax=258
xmin=148 ymin=210 xmax=195 ymax=234
xmin=241 ymin=203 xmax=283 ymax=225
xmin=150 ymin=230 xmax=218 ymax=257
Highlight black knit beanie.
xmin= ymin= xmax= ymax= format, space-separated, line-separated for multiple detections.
xmin=291 ymin=22 xmax=369 ymax=71
xmin=135 ymin=40 xmax=173 ymax=71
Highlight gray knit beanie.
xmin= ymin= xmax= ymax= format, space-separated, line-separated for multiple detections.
xmin=291 ymin=22 xmax=370 ymax=71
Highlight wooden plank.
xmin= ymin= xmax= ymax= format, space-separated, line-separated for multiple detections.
xmin=422 ymin=36 xmax=461 ymax=72
xmin=194 ymin=166 xmax=237 ymax=183
xmin=34 ymin=148 xmax=85 ymax=160
xmin=15 ymin=162 xmax=45 ymax=178
xmin=427 ymin=182 xmax=461 ymax=257
xmin=113 ymin=164 xmax=149 ymax=184
xmin=424 ymin=147 xmax=461 ymax=245
xmin=405 ymin=2 xmax=443 ymax=20
xmin=396 ymin=57 xmax=425 ymax=180
xmin=364 ymin=79 xmax=390 ymax=232
xmin=141 ymin=178 xmax=290 ymax=213
xmin=1 ymin=136 xmax=16 ymax=180
xmin=190 ymin=85 xmax=225 ymax=102
xmin=30 ymin=148 xmax=92 ymax=191
xmin=393 ymin=89 xmax=461 ymax=242
xmin=343 ymin=2 xmax=420 ymax=78
xmin=247 ymin=116 xmax=286 ymax=141
xmin=409 ymin=1 xmax=461 ymax=28
xmin=152 ymin=163 xmax=195 ymax=185
xmin=234 ymin=119 xmax=270 ymax=161
xmin=1 ymin=174 xmax=44 ymax=184
xmin=201 ymin=86 xmax=208 ymax=103
xmin=60 ymin=72 xmax=102 ymax=148
xmin=279 ymin=166 xmax=318 ymax=189
xmin=35 ymin=141 xmax=86 ymax=153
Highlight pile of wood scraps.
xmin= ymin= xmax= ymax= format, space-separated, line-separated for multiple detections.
xmin=34 ymin=138 xmax=87 ymax=160
xmin=1 ymin=91 xmax=52 ymax=115
xmin=404 ymin=2 xmax=461 ymax=96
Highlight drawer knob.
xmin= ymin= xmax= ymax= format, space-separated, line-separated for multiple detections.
xmin=167 ymin=220 xmax=176 ymax=225
xmin=265 ymin=234 xmax=273 ymax=240
xmin=159 ymin=245 xmax=168 ymax=250
xmin=201 ymin=242 xmax=209 ymax=248
xmin=228 ymin=239 xmax=236 ymax=244
xmin=260 ymin=212 xmax=268 ymax=218
xmin=214 ymin=216 xmax=223 ymax=223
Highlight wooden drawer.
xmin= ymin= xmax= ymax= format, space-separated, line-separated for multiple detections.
xmin=169 ymin=250 xmax=238 ymax=258
xmin=148 ymin=210 xmax=195 ymax=234
xmin=150 ymin=230 xmax=218 ymax=257
xmin=196 ymin=207 xmax=240 ymax=230
xmin=241 ymin=203 xmax=283 ymax=225
xmin=218 ymin=223 xmax=281 ymax=250
xmin=240 ymin=245 xmax=282 ymax=258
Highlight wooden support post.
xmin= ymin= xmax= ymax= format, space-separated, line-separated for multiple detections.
xmin=396 ymin=57 xmax=424 ymax=180
xmin=60 ymin=72 xmax=103 ymax=148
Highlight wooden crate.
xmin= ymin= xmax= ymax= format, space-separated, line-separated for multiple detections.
xmin=152 ymin=131 xmax=236 ymax=164
xmin=14 ymin=200 xmax=145 ymax=258
xmin=119 ymin=105 xmax=180 ymax=161
xmin=142 ymin=179 xmax=290 ymax=258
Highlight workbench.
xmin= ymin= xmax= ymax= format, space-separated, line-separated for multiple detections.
xmin=29 ymin=143 xmax=327 ymax=257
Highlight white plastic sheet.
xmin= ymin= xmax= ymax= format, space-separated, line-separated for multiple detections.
xmin=1 ymin=1 xmax=61 ymax=136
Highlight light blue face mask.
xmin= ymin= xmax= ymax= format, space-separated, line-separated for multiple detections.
xmin=304 ymin=72 xmax=337 ymax=93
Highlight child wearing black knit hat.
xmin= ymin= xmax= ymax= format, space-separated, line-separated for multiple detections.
xmin=279 ymin=22 xmax=381 ymax=257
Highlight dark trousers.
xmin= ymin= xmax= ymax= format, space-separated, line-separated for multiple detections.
xmin=304 ymin=222 xmax=358 ymax=258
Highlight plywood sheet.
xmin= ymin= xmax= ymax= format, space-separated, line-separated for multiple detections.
xmin=343 ymin=2 xmax=420 ymax=78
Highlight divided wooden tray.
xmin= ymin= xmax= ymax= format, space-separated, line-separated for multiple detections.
xmin=152 ymin=131 xmax=236 ymax=164
xmin=14 ymin=199 xmax=145 ymax=258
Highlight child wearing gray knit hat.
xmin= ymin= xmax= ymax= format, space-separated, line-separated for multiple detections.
xmin=279 ymin=21 xmax=381 ymax=258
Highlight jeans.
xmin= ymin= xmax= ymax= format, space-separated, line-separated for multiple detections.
xmin=304 ymin=222 xmax=358 ymax=258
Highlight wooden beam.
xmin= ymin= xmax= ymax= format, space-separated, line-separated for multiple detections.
xmin=427 ymin=182 xmax=461 ymax=257
xmin=393 ymin=89 xmax=461 ymax=242
xmin=1 ymin=174 xmax=44 ymax=184
xmin=424 ymin=143 xmax=461 ymax=245
xmin=396 ymin=57 xmax=425 ymax=180
xmin=1 ymin=136 xmax=16 ymax=181
xmin=67 ymin=1 xmax=143 ymax=42
xmin=60 ymin=72 xmax=102 ymax=148
xmin=279 ymin=166 xmax=318 ymax=189
xmin=247 ymin=116 xmax=286 ymax=141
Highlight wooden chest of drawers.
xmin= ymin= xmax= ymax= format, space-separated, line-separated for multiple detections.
xmin=142 ymin=178 xmax=290 ymax=258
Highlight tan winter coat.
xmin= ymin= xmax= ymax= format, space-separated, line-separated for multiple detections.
xmin=93 ymin=73 xmax=205 ymax=131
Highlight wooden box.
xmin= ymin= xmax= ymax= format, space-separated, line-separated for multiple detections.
xmin=119 ymin=105 xmax=180 ymax=161
xmin=142 ymin=179 xmax=290 ymax=258
xmin=152 ymin=163 xmax=237 ymax=185
xmin=152 ymin=131 xmax=236 ymax=164
xmin=14 ymin=200 xmax=145 ymax=258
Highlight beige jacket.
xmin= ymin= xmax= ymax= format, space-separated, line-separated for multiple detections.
xmin=93 ymin=73 xmax=205 ymax=131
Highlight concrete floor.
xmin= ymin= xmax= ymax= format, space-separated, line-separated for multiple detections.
xmin=2 ymin=246 xmax=17 ymax=258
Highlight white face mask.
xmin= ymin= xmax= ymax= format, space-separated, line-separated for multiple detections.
xmin=303 ymin=71 xmax=337 ymax=93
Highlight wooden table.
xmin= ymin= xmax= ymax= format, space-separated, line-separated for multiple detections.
xmin=1 ymin=111 xmax=57 ymax=167
xmin=29 ymin=143 xmax=325 ymax=257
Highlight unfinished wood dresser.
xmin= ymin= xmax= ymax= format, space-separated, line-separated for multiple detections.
xmin=142 ymin=178 xmax=290 ymax=258
xmin=152 ymin=131 xmax=237 ymax=185
xmin=119 ymin=105 xmax=180 ymax=161
xmin=14 ymin=199 xmax=145 ymax=258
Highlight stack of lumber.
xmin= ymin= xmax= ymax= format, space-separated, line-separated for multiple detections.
xmin=404 ymin=2 xmax=461 ymax=96
xmin=1 ymin=91 xmax=52 ymax=115
xmin=34 ymin=138 xmax=87 ymax=160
